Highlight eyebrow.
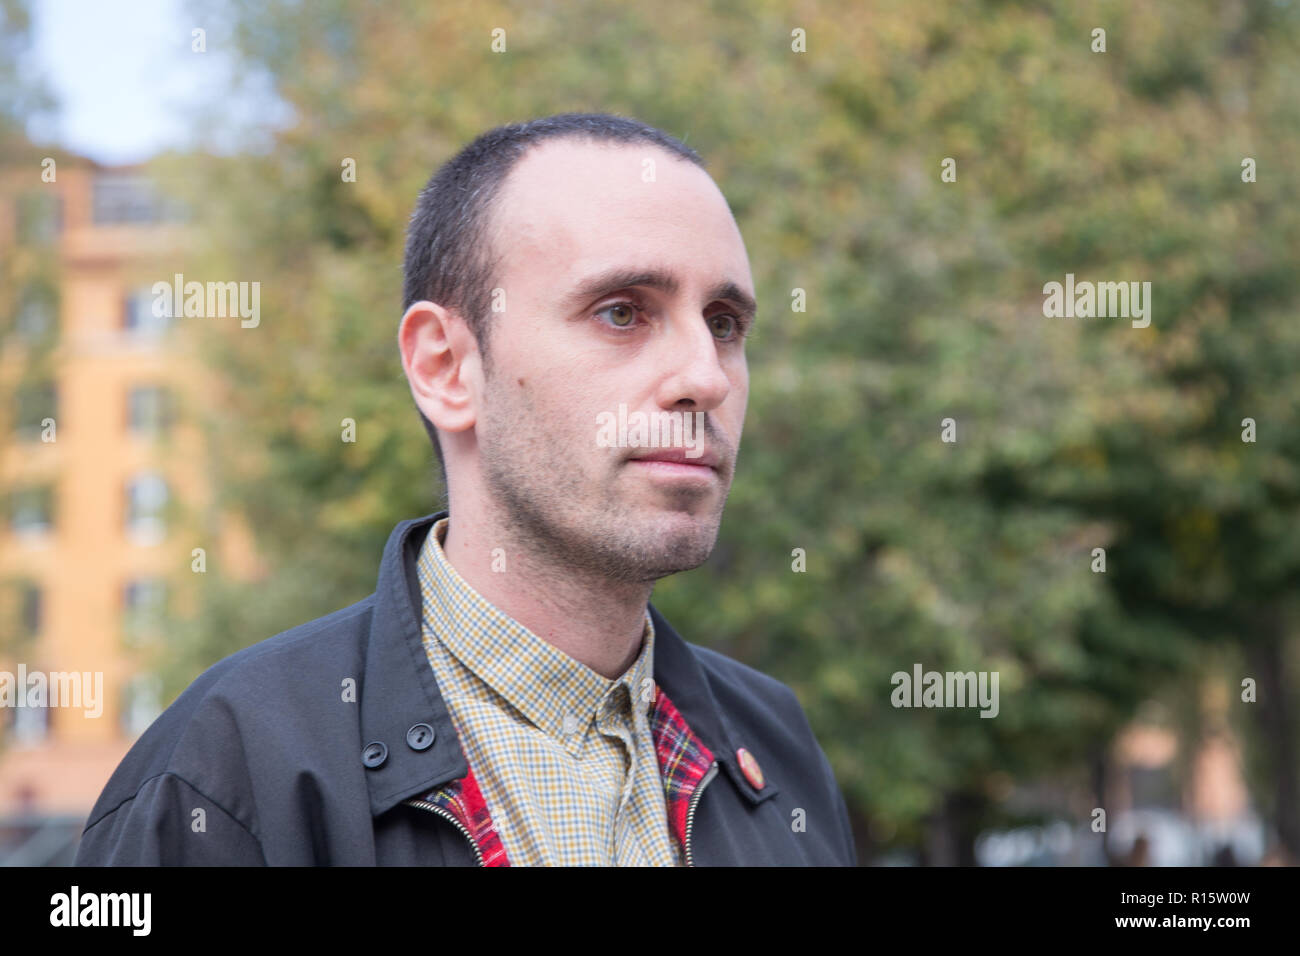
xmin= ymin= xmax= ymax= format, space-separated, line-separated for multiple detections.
xmin=562 ymin=266 xmax=758 ymax=323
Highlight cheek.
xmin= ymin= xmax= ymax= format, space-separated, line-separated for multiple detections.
xmin=515 ymin=370 xmax=602 ymax=444
xmin=728 ymin=366 xmax=749 ymax=412
xmin=726 ymin=383 xmax=748 ymax=443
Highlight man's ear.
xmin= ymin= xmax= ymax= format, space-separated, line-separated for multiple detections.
xmin=398 ymin=300 xmax=482 ymax=438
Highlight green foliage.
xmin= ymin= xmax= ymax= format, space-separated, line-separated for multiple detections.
xmin=162 ymin=0 xmax=1300 ymax=858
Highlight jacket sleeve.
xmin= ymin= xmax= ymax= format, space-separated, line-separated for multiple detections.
xmin=796 ymin=703 xmax=858 ymax=867
xmin=827 ymin=753 xmax=858 ymax=866
xmin=74 ymin=772 xmax=266 ymax=866
xmin=780 ymin=680 xmax=858 ymax=866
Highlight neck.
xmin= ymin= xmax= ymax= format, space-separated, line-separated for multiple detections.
xmin=439 ymin=503 xmax=653 ymax=680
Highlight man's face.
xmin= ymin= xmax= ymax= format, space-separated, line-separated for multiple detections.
xmin=473 ymin=138 xmax=754 ymax=583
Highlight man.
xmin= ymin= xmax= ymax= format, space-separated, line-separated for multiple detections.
xmin=75 ymin=112 xmax=856 ymax=866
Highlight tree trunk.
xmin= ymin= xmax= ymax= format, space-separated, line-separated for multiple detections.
xmin=1246 ymin=613 xmax=1299 ymax=861
xmin=924 ymin=790 xmax=982 ymax=866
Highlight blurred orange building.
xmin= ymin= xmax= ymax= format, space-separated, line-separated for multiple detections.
xmin=0 ymin=152 xmax=1266 ymax=868
xmin=0 ymin=153 xmax=254 ymax=862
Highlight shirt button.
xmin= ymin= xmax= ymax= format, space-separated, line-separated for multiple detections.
xmin=406 ymin=723 xmax=435 ymax=751
xmin=736 ymin=747 xmax=765 ymax=789
xmin=361 ymin=741 xmax=388 ymax=769
xmin=561 ymin=714 xmax=579 ymax=736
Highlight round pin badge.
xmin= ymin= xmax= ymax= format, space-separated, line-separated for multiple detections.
xmin=736 ymin=747 xmax=765 ymax=790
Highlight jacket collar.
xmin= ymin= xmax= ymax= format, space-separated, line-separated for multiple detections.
xmin=360 ymin=511 xmax=772 ymax=817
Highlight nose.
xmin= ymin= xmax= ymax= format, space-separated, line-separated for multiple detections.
xmin=652 ymin=314 xmax=733 ymax=413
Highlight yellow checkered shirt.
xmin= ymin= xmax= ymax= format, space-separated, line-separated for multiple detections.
xmin=417 ymin=517 xmax=682 ymax=866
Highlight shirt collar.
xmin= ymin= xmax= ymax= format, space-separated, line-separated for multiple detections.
xmin=360 ymin=511 xmax=756 ymax=818
xmin=418 ymin=516 xmax=656 ymax=749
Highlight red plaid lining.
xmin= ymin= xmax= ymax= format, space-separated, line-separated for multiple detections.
xmin=649 ymin=685 xmax=717 ymax=857
xmin=423 ymin=684 xmax=714 ymax=865
xmin=421 ymin=762 xmax=509 ymax=867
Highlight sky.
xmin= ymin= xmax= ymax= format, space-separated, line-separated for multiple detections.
xmin=25 ymin=0 xmax=287 ymax=165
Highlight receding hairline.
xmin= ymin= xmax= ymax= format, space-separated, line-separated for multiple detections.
xmin=478 ymin=134 xmax=725 ymax=294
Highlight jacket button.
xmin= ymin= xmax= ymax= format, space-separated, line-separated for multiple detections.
xmin=406 ymin=723 xmax=435 ymax=751
xmin=736 ymin=747 xmax=765 ymax=790
xmin=362 ymin=741 xmax=388 ymax=769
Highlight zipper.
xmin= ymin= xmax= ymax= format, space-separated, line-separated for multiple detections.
xmin=683 ymin=761 xmax=719 ymax=867
xmin=405 ymin=759 xmax=719 ymax=866
xmin=403 ymin=796 xmax=486 ymax=866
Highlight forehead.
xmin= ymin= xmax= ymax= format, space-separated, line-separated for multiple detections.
xmin=488 ymin=138 xmax=752 ymax=297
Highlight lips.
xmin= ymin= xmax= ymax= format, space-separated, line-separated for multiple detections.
xmin=628 ymin=447 xmax=719 ymax=469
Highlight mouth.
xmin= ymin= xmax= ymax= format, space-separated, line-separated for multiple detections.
xmin=629 ymin=447 xmax=719 ymax=467
xmin=626 ymin=447 xmax=720 ymax=480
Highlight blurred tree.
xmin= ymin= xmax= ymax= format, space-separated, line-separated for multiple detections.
xmin=0 ymin=0 xmax=54 ymax=151
xmin=159 ymin=0 xmax=1300 ymax=862
xmin=0 ymin=0 xmax=60 ymax=762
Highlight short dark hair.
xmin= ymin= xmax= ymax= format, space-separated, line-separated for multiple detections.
xmin=402 ymin=112 xmax=706 ymax=487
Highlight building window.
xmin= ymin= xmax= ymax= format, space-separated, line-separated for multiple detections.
xmin=14 ymin=382 xmax=56 ymax=441
xmin=20 ymin=581 xmax=41 ymax=637
xmin=122 ymin=579 xmax=166 ymax=644
xmin=125 ymin=472 xmax=168 ymax=544
xmin=9 ymin=486 xmax=53 ymax=535
xmin=0 ymin=580 xmax=42 ymax=643
xmin=92 ymin=173 xmax=178 ymax=225
xmin=15 ymin=191 xmax=62 ymax=244
xmin=14 ymin=286 xmax=58 ymax=344
xmin=22 ymin=582 xmax=42 ymax=635
xmin=127 ymin=385 xmax=172 ymax=436
xmin=5 ymin=698 xmax=51 ymax=746
xmin=121 ymin=674 xmax=162 ymax=737
xmin=124 ymin=287 xmax=170 ymax=338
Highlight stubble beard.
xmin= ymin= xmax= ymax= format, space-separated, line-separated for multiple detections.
xmin=477 ymin=380 xmax=728 ymax=586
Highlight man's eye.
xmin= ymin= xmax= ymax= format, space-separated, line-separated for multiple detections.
xmin=708 ymin=313 xmax=743 ymax=341
xmin=595 ymin=301 xmax=640 ymax=328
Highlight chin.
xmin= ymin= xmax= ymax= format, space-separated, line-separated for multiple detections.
xmin=642 ymin=501 xmax=720 ymax=532
xmin=649 ymin=515 xmax=722 ymax=564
